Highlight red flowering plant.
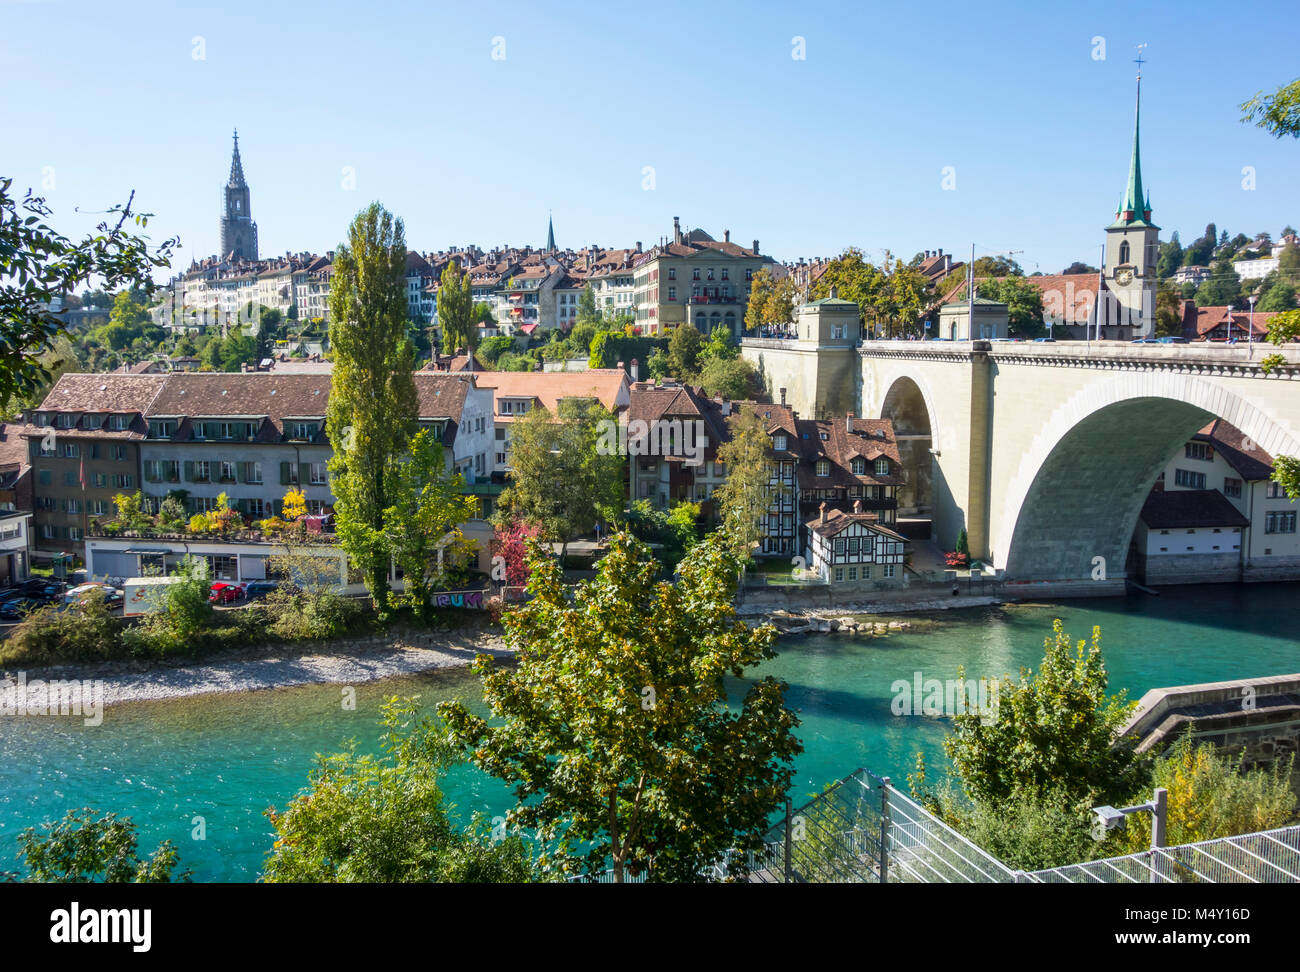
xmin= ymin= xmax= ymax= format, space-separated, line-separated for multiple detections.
xmin=492 ymin=519 xmax=541 ymax=600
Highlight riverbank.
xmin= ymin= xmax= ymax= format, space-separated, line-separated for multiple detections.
xmin=0 ymin=624 xmax=512 ymax=708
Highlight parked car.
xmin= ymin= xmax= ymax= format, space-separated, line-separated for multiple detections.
xmin=243 ymin=580 xmax=279 ymax=601
xmin=1034 ymin=337 xmax=1057 ymax=343
xmin=209 ymin=582 xmax=246 ymax=604
xmin=1157 ymin=336 xmax=1188 ymax=344
xmin=63 ymin=582 xmax=124 ymax=607
xmin=0 ymin=596 xmax=41 ymax=621
xmin=1130 ymin=338 xmax=1159 ymax=344
xmin=1 ymin=578 xmax=62 ymax=603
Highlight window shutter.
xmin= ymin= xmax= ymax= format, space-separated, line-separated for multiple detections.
xmin=299 ymin=463 xmax=311 ymax=486
xmin=184 ymin=460 xmax=194 ymax=482
xmin=280 ymin=462 xmax=291 ymax=485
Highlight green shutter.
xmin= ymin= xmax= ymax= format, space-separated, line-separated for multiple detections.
xmin=299 ymin=463 xmax=311 ymax=486
xmin=280 ymin=462 xmax=291 ymax=485
xmin=236 ymin=462 xmax=246 ymax=483
xmin=183 ymin=460 xmax=194 ymax=482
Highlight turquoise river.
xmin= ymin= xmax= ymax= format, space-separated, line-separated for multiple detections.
xmin=2 ymin=582 xmax=1298 ymax=881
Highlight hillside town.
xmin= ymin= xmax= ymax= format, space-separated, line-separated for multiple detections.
xmin=3 ymin=3 xmax=1300 ymax=906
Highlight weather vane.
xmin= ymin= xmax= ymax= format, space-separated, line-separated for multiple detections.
xmin=1134 ymin=43 xmax=1147 ymax=78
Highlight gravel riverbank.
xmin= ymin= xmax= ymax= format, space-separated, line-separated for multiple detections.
xmin=1 ymin=628 xmax=512 ymax=708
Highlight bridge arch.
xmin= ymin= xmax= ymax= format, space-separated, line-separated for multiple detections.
xmin=996 ymin=371 xmax=1300 ymax=582
xmin=878 ymin=371 xmax=942 ymax=519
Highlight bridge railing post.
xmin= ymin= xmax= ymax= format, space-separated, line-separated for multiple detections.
xmin=879 ymin=776 xmax=891 ymax=884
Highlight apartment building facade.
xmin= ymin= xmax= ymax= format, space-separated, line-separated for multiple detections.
xmin=19 ymin=374 xmax=167 ymax=558
xmin=633 ymin=218 xmax=776 ymax=336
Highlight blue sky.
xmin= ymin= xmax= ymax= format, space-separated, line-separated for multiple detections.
xmin=3 ymin=0 xmax=1297 ymax=279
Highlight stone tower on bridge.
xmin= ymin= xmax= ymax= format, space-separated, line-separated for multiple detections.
xmin=219 ymin=130 xmax=258 ymax=263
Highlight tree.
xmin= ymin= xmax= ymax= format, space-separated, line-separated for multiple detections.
xmin=971 ymin=255 xmax=1023 ymax=277
xmin=811 ymin=247 xmax=882 ymax=332
xmin=575 ymin=283 xmax=599 ymax=327
xmin=263 ymin=698 xmax=536 ymax=882
xmin=1109 ymin=734 xmax=1295 ymax=854
xmin=1183 ymin=224 xmax=1217 ymax=267
xmin=943 ymin=620 xmax=1139 ymax=806
xmin=0 ymin=179 xmax=177 ymax=409
xmin=744 ymin=266 xmax=776 ymax=332
xmin=1061 ymin=261 xmax=1100 ymax=276
xmin=1195 ymin=261 xmax=1241 ymax=306
xmin=697 ymin=355 xmax=758 ymax=400
xmin=437 ymin=259 xmax=474 ymax=354
xmin=1156 ymin=233 xmax=1183 ymax=279
xmin=327 ymin=203 xmax=419 ymax=609
xmin=6 ymin=810 xmax=188 ymax=883
xmin=712 ymin=409 xmax=777 ymax=559
xmin=975 ymin=275 xmax=1045 ymax=338
xmin=439 ymin=531 xmax=801 ymax=882
xmin=1155 ymin=285 xmax=1186 ymax=337
xmin=666 ymin=322 xmax=703 ymax=378
xmin=382 ymin=429 xmax=479 ymax=622
xmin=496 ymin=399 xmax=624 ymax=555
xmin=1240 ymin=78 xmax=1300 ymax=138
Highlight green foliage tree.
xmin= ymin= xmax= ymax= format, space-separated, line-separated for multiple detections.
xmin=1109 ymin=734 xmax=1296 ymax=854
xmin=666 ymin=322 xmax=703 ymax=378
xmin=477 ymin=333 xmax=514 ymax=365
xmin=576 ymin=283 xmax=599 ymax=326
xmin=263 ymin=698 xmax=536 ymax=883
xmin=712 ymin=409 xmax=777 ymax=558
xmin=971 ymin=255 xmax=1024 ymax=277
xmin=382 ymin=429 xmax=479 ymax=622
xmin=496 ymin=399 xmax=624 ymax=554
xmin=6 ymin=810 xmax=188 ymax=883
xmin=439 ymin=531 xmax=802 ymax=882
xmin=623 ymin=498 xmax=700 ymax=571
xmin=943 ymin=620 xmax=1139 ymax=806
xmin=975 ymin=275 xmax=1046 ymax=338
xmin=1155 ymin=285 xmax=1186 ymax=337
xmin=0 ymin=179 xmax=177 ymax=409
xmin=1240 ymin=78 xmax=1300 ymax=138
xmin=1195 ymin=261 xmax=1241 ymax=306
xmin=327 ymin=203 xmax=419 ymax=609
xmin=697 ymin=355 xmax=758 ymax=399
xmin=1156 ymin=232 xmax=1183 ymax=279
xmin=811 ymin=247 xmax=882 ymax=332
xmin=437 ymin=259 xmax=474 ymax=354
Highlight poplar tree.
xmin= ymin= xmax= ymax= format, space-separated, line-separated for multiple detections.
xmin=327 ymin=203 xmax=418 ymax=608
xmin=437 ymin=259 xmax=474 ymax=354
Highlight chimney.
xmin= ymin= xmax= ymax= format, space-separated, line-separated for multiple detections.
xmin=635 ymin=241 xmax=642 ymax=252
xmin=938 ymin=248 xmax=943 ymax=257
xmin=630 ymin=357 xmax=639 ymax=381
xmin=721 ymin=401 xmax=731 ymax=416
xmin=779 ymin=387 xmax=787 ymax=406
xmin=724 ymin=229 xmax=730 ymax=243
xmin=819 ymin=502 xmax=827 ymax=525
xmin=847 ymin=412 xmax=854 ymax=433
xmin=673 ymin=217 xmax=682 ymax=245
xmin=753 ymin=239 xmax=760 ymax=254
xmin=853 ymin=499 xmax=862 ymax=514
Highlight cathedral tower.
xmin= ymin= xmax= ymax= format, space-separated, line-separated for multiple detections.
xmin=219 ymin=130 xmax=258 ymax=262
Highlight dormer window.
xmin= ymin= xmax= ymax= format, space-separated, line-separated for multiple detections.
xmin=816 ymin=460 xmax=830 ymax=477
xmin=109 ymin=414 xmax=132 ymax=431
xmin=288 ymin=422 xmax=316 ymax=440
xmin=851 ymin=458 xmax=866 ymax=475
xmin=875 ymin=458 xmax=890 ymax=476
xmin=57 ymin=413 xmax=76 ymax=429
xmin=819 ymin=432 xmax=829 ymax=441
xmin=773 ymin=434 xmax=787 ymax=451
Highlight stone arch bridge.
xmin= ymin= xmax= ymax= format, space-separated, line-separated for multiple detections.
xmin=861 ymin=341 xmax=1300 ymax=593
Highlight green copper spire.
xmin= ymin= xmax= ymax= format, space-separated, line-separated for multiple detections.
xmin=546 ymin=211 xmax=555 ymax=252
xmin=1117 ymin=78 xmax=1146 ymax=220
xmin=1109 ymin=50 xmax=1157 ymax=230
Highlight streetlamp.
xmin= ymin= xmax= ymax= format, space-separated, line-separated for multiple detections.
xmin=1226 ymin=302 xmax=1233 ymax=344
xmin=1249 ymin=294 xmax=1258 ymax=359
xmin=1093 ymin=787 xmax=1168 ymax=882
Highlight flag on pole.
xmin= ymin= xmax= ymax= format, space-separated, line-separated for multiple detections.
xmin=79 ymin=455 xmax=85 ymax=490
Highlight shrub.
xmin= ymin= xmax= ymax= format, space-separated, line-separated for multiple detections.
xmin=0 ymin=591 xmax=126 ymax=667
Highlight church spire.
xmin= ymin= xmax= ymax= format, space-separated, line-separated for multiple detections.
xmin=228 ymin=129 xmax=247 ymax=188
xmin=546 ymin=210 xmax=555 ymax=252
xmin=1116 ymin=48 xmax=1150 ymax=224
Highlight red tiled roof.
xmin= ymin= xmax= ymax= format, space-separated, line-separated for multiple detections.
xmin=1193 ymin=419 xmax=1274 ymax=480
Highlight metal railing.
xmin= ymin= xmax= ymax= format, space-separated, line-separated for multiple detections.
xmin=1021 ymin=825 xmax=1300 ymax=883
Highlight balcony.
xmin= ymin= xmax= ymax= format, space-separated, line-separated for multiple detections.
xmin=686 ymin=295 xmax=740 ymax=305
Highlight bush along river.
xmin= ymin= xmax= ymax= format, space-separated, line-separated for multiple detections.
xmin=2 ymin=582 xmax=1299 ymax=881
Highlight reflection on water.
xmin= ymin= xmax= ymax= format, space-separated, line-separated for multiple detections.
xmin=1 ymin=584 xmax=1298 ymax=880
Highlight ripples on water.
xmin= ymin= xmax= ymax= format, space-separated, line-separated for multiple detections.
xmin=2 ymin=584 xmax=1298 ymax=880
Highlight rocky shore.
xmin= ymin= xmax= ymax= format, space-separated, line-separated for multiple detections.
xmin=1 ymin=626 xmax=512 ymax=709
